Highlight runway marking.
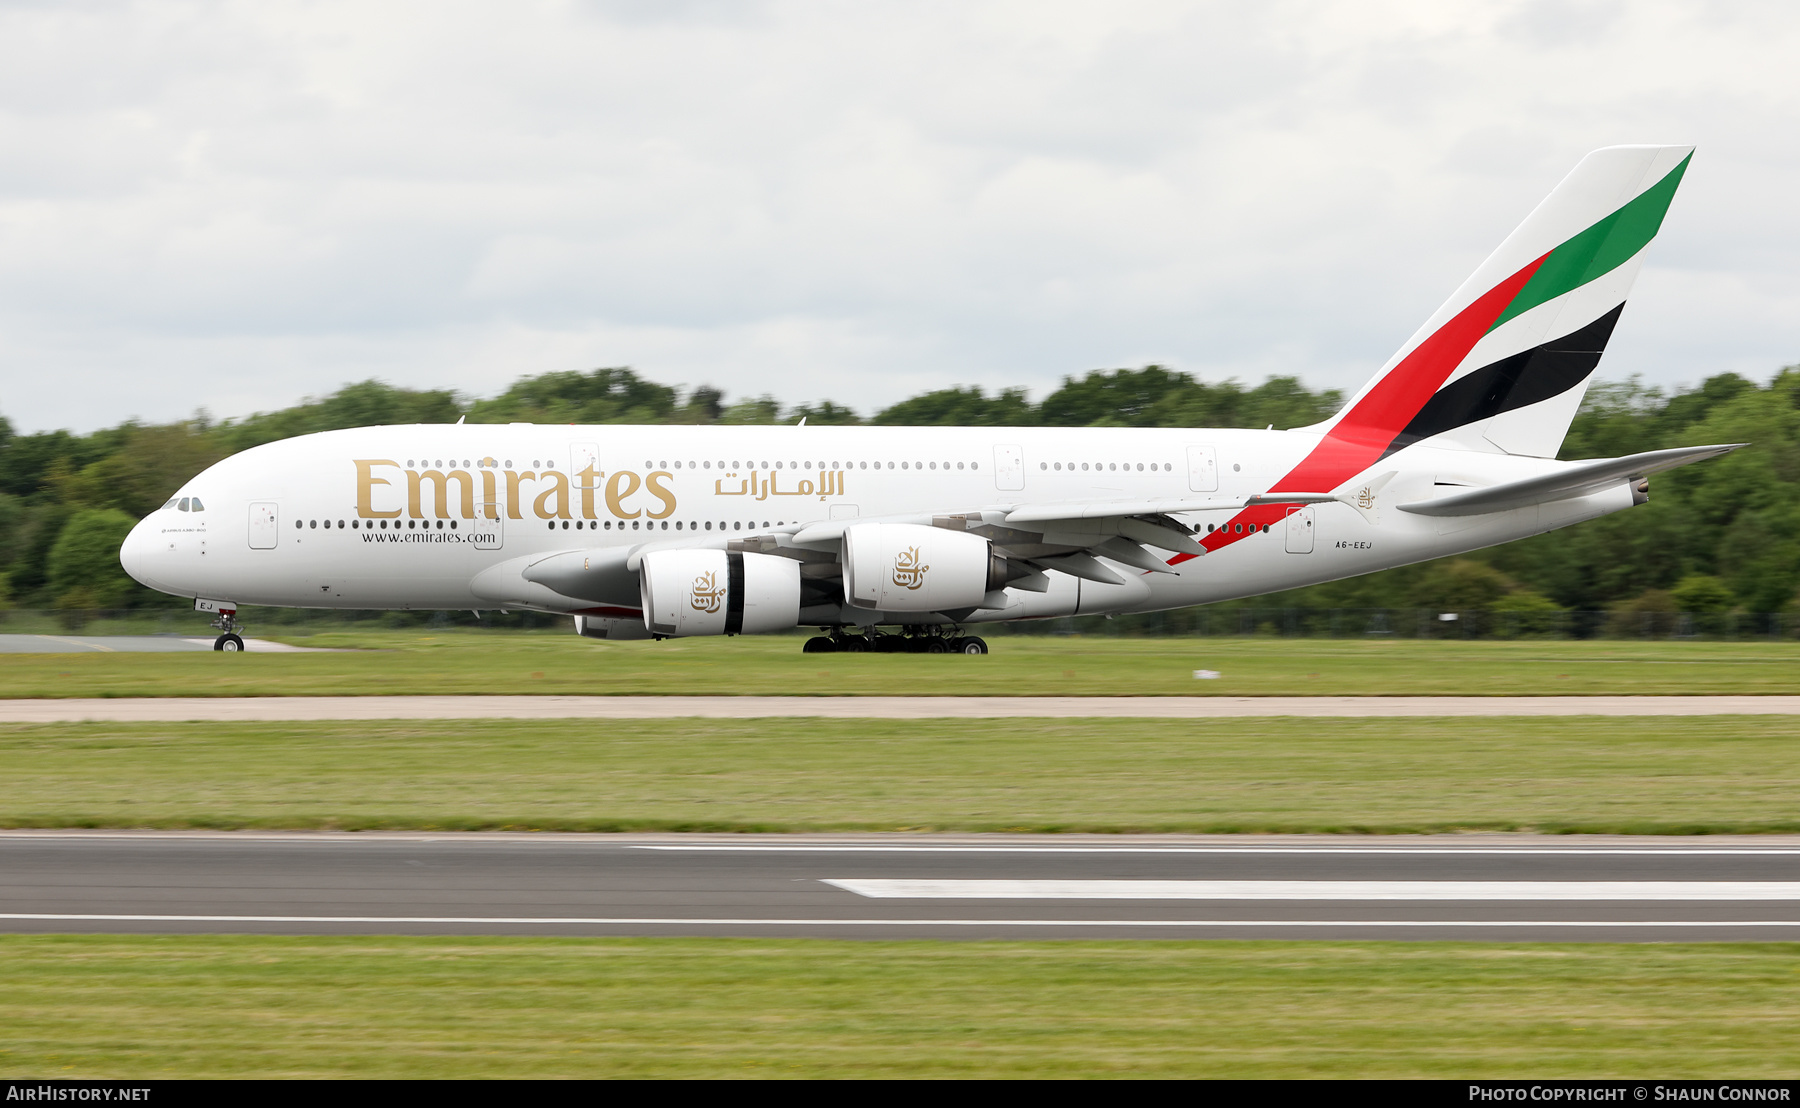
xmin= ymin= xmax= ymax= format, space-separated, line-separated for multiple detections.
xmin=2 ymin=913 xmax=1799 ymax=929
xmin=825 ymin=879 xmax=1800 ymax=900
xmin=640 ymin=845 xmax=1800 ymax=856
xmin=40 ymin=636 xmax=115 ymax=653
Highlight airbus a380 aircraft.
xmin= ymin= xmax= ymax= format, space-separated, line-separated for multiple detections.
xmin=122 ymin=145 xmax=1738 ymax=654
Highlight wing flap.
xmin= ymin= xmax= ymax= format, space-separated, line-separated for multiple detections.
xmin=1031 ymin=551 xmax=1128 ymax=586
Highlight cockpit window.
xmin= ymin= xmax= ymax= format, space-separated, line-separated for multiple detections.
xmin=178 ymin=497 xmax=191 ymax=511
xmin=163 ymin=498 xmax=179 ymax=510
xmin=189 ymin=497 xmax=204 ymax=512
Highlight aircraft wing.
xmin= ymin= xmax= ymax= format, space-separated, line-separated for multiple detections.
xmin=506 ymin=443 xmax=1723 ymax=609
xmin=499 ymin=438 xmax=1727 ymax=615
xmin=1397 ymin=443 xmax=1745 ymax=518
xmin=999 ymin=494 xmax=1337 ymax=524
xmin=797 ymin=505 xmax=1217 ymax=587
xmin=520 ymin=479 xmax=1373 ymax=607
xmin=517 ymin=499 xmax=1225 ymax=606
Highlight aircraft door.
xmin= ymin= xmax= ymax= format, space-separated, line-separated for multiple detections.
xmin=993 ymin=444 xmax=1025 ymax=491
xmin=1186 ymin=445 xmax=1219 ymax=492
xmin=570 ymin=442 xmax=601 ymax=482
xmin=1284 ymin=506 xmax=1315 ymax=554
xmin=469 ymin=499 xmax=503 ymax=549
xmin=472 ymin=470 xmax=505 ymax=550
xmin=567 ymin=441 xmax=602 ymax=543
xmin=248 ymin=502 xmax=278 ymax=550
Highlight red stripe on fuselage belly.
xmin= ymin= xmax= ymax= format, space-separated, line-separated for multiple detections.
xmin=1168 ymin=253 xmax=1546 ymax=566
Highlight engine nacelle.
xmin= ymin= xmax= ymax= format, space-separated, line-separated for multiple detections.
xmin=639 ymin=549 xmax=801 ymax=636
xmin=842 ymin=522 xmax=1006 ymax=612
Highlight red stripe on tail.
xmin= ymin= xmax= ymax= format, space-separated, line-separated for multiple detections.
xmin=1275 ymin=251 xmax=1547 ymax=492
xmin=1168 ymin=253 xmax=1546 ymax=565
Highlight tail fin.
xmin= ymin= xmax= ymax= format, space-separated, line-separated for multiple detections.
xmin=1311 ymin=145 xmax=1692 ymax=462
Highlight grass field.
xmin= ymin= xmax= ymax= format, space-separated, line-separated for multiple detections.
xmin=4 ymin=936 xmax=1797 ymax=1078
xmin=7 ymin=633 xmax=1800 ymax=698
xmin=7 ymin=715 xmax=1799 ymax=833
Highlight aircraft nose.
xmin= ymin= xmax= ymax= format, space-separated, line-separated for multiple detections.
xmin=119 ymin=516 xmax=160 ymax=590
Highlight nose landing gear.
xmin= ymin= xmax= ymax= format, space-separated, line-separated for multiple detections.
xmin=200 ymin=600 xmax=247 ymax=652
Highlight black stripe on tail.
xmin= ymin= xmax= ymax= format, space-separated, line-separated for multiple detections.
xmin=1383 ymin=303 xmax=1625 ymax=457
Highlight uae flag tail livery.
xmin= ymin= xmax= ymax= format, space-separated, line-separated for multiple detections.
xmin=118 ymin=144 xmax=1746 ymax=653
xmin=1285 ymin=144 xmax=1693 ymax=490
xmin=1175 ymin=144 xmax=1717 ymax=562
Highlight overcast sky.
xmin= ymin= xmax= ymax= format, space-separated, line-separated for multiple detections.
xmin=4 ymin=0 xmax=1799 ymax=433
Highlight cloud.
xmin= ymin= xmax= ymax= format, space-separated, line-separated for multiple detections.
xmin=2 ymin=0 xmax=1799 ymax=431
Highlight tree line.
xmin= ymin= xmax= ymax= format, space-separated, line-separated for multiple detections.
xmin=0 ymin=364 xmax=1791 ymax=621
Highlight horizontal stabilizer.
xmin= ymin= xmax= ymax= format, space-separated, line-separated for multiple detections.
xmin=1397 ymin=443 xmax=1743 ymax=518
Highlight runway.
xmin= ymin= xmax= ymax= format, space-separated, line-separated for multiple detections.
xmin=9 ymin=694 xmax=1800 ymax=721
xmin=0 ymin=635 xmax=327 ymax=654
xmin=4 ymin=832 xmax=1799 ymax=940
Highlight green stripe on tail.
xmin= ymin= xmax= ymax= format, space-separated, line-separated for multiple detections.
xmin=1489 ymin=152 xmax=1692 ymax=333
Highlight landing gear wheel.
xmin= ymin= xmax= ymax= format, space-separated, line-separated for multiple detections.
xmin=955 ymin=636 xmax=988 ymax=655
xmin=802 ymin=636 xmax=837 ymax=654
xmin=925 ymin=638 xmax=950 ymax=654
xmin=214 ymin=634 xmax=245 ymax=652
xmin=838 ymin=636 xmax=871 ymax=653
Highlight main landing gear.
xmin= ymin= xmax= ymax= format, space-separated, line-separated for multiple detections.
xmin=802 ymin=629 xmax=988 ymax=655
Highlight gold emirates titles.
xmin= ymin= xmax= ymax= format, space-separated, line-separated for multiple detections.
xmin=352 ymin=460 xmax=849 ymax=522
xmin=689 ymin=571 xmax=725 ymax=613
xmin=893 ymin=547 xmax=928 ymax=590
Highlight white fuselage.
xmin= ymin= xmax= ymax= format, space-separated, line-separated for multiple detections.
xmin=121 ymin=423 xmax=1632 ymax=626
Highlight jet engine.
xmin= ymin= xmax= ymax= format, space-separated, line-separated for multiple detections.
xmin=841 ymin=522 xmax=1007 ymax=612
xmin=639 ymin=549 xmax=801 ymax=636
